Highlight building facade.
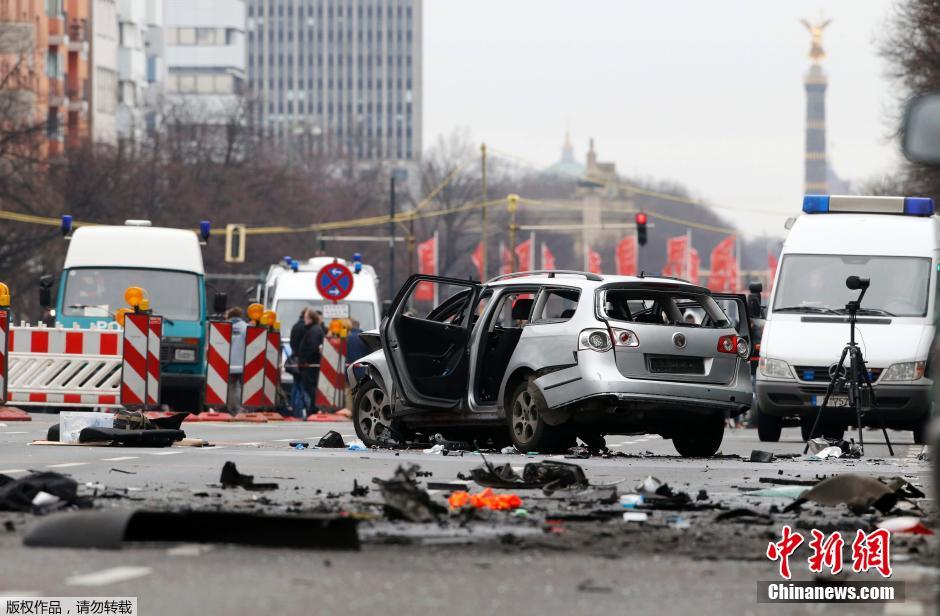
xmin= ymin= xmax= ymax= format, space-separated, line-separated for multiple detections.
xmin=163 ymin=0 xmax=246 ymax=125
xmin=246 ymin=0 xmax=422 ymax=163
xmin=115 ymin=0 xmax=162 ymax=141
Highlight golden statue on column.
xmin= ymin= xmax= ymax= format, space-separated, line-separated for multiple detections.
xmin=800 ymin=17 xmax=832 ymax=63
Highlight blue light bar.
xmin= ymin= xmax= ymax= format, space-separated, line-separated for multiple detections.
xmin=802 ymin=195 xmax=830 ymax=213
xmin=904 ymin=197 xmax=935 ymax=216
xmin=353 ymin=252 xmax=362 ymax=261
xmin=61 ymin=214 xmax=73 ymax=237
xmin=290 ymin=259 xmax=299 ymax=272
xmin=199 ymin=220 xmax=211 ymax=240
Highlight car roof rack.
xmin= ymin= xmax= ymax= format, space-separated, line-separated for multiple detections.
xmin=487 ymin=270 xmax=604 ymax=283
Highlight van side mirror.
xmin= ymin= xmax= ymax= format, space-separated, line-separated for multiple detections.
xmin=213 ymin=292 xmax=228 ymax=315
xmin=903 ymin=93 xmax=940 ymax=165
xmin=746 ymin=282 xmax=763 ymax=319
xmin=39 ymin=275 xmax=54 ymax=309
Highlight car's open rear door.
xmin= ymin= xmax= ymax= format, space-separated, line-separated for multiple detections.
xmin=381 ymin=275 xmax=482 ymax=411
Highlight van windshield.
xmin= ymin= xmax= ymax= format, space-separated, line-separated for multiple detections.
xmin=773 ymin=255 xmax=931 ymax=317
xmin=62 ymin=268 xmax=201 ymax=321
xmin=275 ymin=299 xmax=376 ymax=331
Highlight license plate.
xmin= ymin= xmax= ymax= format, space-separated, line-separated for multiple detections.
xmin=649 ymin=356 xmax=705 ymax=374
xmin=811 ymin=395 xmax=849 ymax=408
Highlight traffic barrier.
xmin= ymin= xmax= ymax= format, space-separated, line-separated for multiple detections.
xmin=232 ymin=411 xmax=267 ymax=423
xmin=306 ymin=411 xmax=348 ymax=422
xmin=8 ymin=324 xmax=123 ymax=408
xmin=146 ymin=316 xmax=163 ymax=408
xmin=0 ymin=406 xmax=30 ymax=421
xmin=315 ymin=337 xmax=346 ymax=412
xmin=0 ymin=309 xmax=8 ymax=404
xmin=184 ymin=410 xmax=232 ymax=422
xmin=240 ymin=325 xmax=267 ymax=409
xmin=204 ymin=321 xmax=232 ymax=408
xmin=120 ymin=313 xmax=150 ymax=409
xmin=262 ymin=331 xmax=280 ymax=409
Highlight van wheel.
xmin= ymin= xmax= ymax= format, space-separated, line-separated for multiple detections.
xmin=507 ymin=380 xmax=567 ymax=453
xmin=757 ymin=409 xmax=782 ymax=442
xmin=353 ymin=380 xmax=393 ymax=447
xmin=673 ymin=419 xmax=724 ymax=458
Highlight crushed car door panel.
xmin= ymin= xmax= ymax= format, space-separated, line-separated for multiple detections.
xmin=382 ymin=275 xmax=481 ymax=410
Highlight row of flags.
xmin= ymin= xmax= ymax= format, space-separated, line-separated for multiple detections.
xmin=415 ymin=233 xmax=772 ymax=295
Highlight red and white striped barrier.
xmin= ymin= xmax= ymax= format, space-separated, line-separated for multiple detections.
xmin=0 ymin=309 xmax=8 ymax=404
xmin=204 ymin=320 xmax=232 ymax=408
xmin=146 ymin=316 xmax=163 ymax=408
xmin=262 ymin=331 xmax=280 ymax=408
xmin=8 ymin=324 xmax=124 ymax=407
xmin=241 ymin=325 xmax=267 ymax=409
xmin=315 ymin=337 xmax=346 ymax=411
xmin=120 ymin=313 xmax=149 ymax=409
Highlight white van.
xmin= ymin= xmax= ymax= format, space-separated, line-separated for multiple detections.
xmin=756 ymin=195 xmax=936 ymax=443
xmin=263 ymin=255 xmax=382 ymax=387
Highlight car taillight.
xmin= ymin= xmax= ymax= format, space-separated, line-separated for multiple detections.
xmin=717 ymin=334 xmax=737 ymax=355
xmin=578 ymin=328 xmax=612 ymax=352
xmin=610 ymin=328 xmax=639 ymax=347
xmin=735 ymin=338 xmax=749 ymax=358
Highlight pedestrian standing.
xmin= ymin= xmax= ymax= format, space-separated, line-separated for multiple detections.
xmin=287 ymin=308 xmax=311 ymax=418
xmin=299 ymin=310 xmax=324 ymax=414
xmin=225 ymin=307 xmax=247 ymax=414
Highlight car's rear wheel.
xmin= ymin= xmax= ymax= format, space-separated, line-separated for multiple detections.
xmin=672 ymin=418 xmax=724 ymax=458
xmin=757 ymin=409 xmax=782 ymax=442
xmin=353 ymin=380 xmax=393 ymax=447
xmin=507 ymin=380 xmax=568 ymax=453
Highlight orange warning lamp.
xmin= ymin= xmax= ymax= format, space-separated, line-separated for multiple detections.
xmin=124 ymin=286 xmax=144 ymax=308
xmin=260 ymin=310 xmax=276 ymax=327
xmin=139 ymin=298 xmax=150 ymax=312
xmin=115 ymin=307 xmax=131 ymax=327
xmin=247 ymin=303 xmax=264 ymax=323
xmin=273 ymin=321 xmax=281 ymax=332
xmin=0 ymin=282 xmax=9 ymax=308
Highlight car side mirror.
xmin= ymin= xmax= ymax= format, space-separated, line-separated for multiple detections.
xmin=213 ymin=292 xmax=228 ymax=315
xmin=39 ymin=275 xmax=54 ymax=309
xmin=903 ymin=93 xmax=940 ymax=165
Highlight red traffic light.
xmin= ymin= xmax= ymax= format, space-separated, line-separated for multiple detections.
xmin=635 ymin=212 xmax=648 ymax=225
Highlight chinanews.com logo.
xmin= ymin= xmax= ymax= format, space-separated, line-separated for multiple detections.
xmin=758 ymin=525 xmax=906 ymax=604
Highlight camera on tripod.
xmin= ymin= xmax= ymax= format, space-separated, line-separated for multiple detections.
xmin=804 ymin=274 xmax=893 ymax=456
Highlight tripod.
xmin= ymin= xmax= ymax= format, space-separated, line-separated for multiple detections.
xmin=803 ymin=276 xmax=894 ymax=457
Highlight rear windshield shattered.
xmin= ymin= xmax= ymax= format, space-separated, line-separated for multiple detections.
xmin=602 ymin=289 xmax=731 ymax=328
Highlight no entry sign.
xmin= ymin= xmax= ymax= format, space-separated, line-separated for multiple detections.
xmin=316 ymin=262 xmax=354 ymax=301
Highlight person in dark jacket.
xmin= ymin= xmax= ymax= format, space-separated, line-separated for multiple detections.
xmin=288 ymin=309 xmax=311 ymax=417
xmin=298 ymin=310 xmax=324 ymax=413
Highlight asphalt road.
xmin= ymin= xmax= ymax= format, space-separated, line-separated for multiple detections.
xmin=0 ymin=413 xmax=935 ymax=616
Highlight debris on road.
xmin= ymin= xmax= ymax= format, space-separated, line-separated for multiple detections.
xmin=347 ymin=439 xmax=368 ymax=452
xmin=317 ymin=431 xmax=345 ymax=448
xmin=448 ymin=488 xmax=523 ymax=511
xmin=749 ymin=450 xmax=774 ymax=463
xmin=78 ymin=427 xmax=185 ymax=447
xmin=462 ymin=457 xmax=590 ymax=492
xmin=373 ymin=465 xmax=446 ymax=522
xmin=748 ymin=486 xmax=807 ymax=499
xmin=877 ymin=516 xmax=934 ymax=535
xmin=0 ymin=471 xmax=92 ymax=514
xmin=784 ymin=474 xmax=925 ymax=515
xmin=634 ymin=476 xmax=696 ymax=510
xmin=714 ymin=508 xmax=774 ymax=525
xmin=219 ymin=462 xmax=279 ymax=492
xmin=622 ymin=511 xmax=648 ymax=522
xmin=23 ymin=509 xmax=359 ymax=550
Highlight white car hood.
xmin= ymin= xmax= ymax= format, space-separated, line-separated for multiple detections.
xmin=761 ymin=316 xmax=932 ymax=368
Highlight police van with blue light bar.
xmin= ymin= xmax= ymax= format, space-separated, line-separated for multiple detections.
xmin=756 ymin=195 xmax=935 ymax=443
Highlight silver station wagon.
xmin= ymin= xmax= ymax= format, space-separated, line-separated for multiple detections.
xmin=347 ymin=271 xmax=754 ymax=457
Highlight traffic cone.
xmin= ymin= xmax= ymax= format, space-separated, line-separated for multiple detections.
xmin=232 ymin=412 xmax=268 ymax=423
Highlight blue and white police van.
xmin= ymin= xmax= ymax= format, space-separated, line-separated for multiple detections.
xmin=756 ymin=195 xmax=936 ymax=443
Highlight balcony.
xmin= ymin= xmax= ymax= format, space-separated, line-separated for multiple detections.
xmin=68 ymin=20 xmax=88 ymax=54
xmin=47 ymin=76 xmax=67 ymax=107
xmin=48 ymin=17 xmax=68 ymax=47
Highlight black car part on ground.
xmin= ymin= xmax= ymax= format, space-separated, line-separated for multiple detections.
xmin=784 ymin=474 xmax=926 ymax=515
xmin=0 ymin=472 xmax=92 ymax=513
xmin=23 ymin=509 xmax=359 ymax=550
xmin=317 ymin=431 xmax=345 ymax=448
xmin=79 ymin=428 xmax=185 ymax=447
xmin=220 ymin=462 xmax=279 ymax=491
xmin=372 ymin=464 xmax=446 ymax=523
xmin=462 ymin=454 xmax=589 ymax=492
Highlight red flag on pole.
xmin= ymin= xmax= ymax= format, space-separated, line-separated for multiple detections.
xmin=663 ymin=236 xmax=689 ymax=278
xmin=515 ymin=239 xmax=533 ymax=271
xmin=689 ymin=248 xmax=700 ymax=285
xmin=588 ymin=248 xmax=602 ymax=274
xmin=707 ymin=236 xmax=736 ymax=291
xmin=471 ymin=241 xmax=484 ymax=280
xmin=615 ymin=236 xmax=637 ymax=276
xmin=414 ymin=233 xmax=438 ymax=301
xmin=500 ymin=242 xmax=513 ymax=275
xmin=541 ymin=243 xmax=556 ymax=270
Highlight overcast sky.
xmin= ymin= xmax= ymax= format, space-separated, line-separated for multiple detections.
xmin=423 ymin=0 xmax=903 ymax=237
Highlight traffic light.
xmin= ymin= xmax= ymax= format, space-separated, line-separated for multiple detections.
xmin=635 ymin=212 xmax=648 ymax=246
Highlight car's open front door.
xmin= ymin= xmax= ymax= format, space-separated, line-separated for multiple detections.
xmin=381 ymin=275 xmax=482 ymax=410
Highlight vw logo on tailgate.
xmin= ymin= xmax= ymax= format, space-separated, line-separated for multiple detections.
xmin=672 ymin=332 xmax=687 ymax=349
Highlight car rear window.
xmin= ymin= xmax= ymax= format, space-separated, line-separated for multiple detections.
xmin=602 ymin=289 xmax=731 ymax=328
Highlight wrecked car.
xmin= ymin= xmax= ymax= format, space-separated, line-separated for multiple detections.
xmin=347 ymin=271 xmax=753 ymax=456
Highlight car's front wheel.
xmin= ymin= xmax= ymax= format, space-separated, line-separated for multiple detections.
xmin=672 ymin=418 xmax=724 ymax=458
xmin=757 ymin=409 xmax=782 ymax=442
xmin=353 ymin=380 xmax=393 ymax=447
xmin=507 ymin=380 xmax=568 ymax=453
